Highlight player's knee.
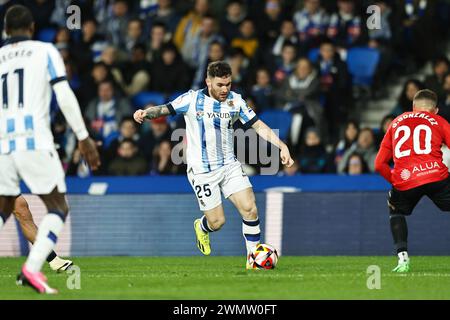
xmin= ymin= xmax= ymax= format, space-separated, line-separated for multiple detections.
xmin=209 ymin=216 xmax=226 ymax=231
xmin=241 ymin=203 xmax=258 ymax=220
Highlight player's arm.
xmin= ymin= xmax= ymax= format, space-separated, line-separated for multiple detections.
xmin=47 ymin=44 xmax=100 ymax=170
xmin=133 ymin=104 xmax=172 ymax=124
xmin=53 ymin=81 xmax=100 ymax=170
xmin=439 ymin=118 xmax=450 ymax=148
xmin=252 ymin=119 xmax=295 ymax=168
xmin=134 ymin=92 xmax=191 ymax=124
xmin=374 ymin=128 xmax=393 ymax=184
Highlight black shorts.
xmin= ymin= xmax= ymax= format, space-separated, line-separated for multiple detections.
xmin=388 ymin=177 xmax=450 ymax=215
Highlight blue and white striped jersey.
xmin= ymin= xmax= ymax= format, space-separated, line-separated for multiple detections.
xmin=0 ymin=37 xmax=67 ymax=154
xmin=168 ymin=88 xmax=258 ymax=174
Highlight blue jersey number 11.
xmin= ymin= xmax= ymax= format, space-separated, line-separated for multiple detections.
xmin=1 ymin=68 xmax=24 ymax=109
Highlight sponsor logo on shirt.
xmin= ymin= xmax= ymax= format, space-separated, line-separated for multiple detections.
xmin=400 ymin=169 xmax=411 ymax=181
xmin=206 ymin=112 xmax=232 ymax=119
xmin=196 ymin=111 xmax=204 ymax=120
xmin=412 ymin=161 xmax=441 ymax=176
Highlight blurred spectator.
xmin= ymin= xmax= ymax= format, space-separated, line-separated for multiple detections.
xmin=439 ymin=73 xmax=450 ymax=122
xmin=140 ymin=116 xmax=173 ymax=161
xmin=256 ymin=0 xmax=284 ymax=46
xmin=396 ymin=0 xmax=439 ymax=68
xmin=150 ymin=43 xmax=191 ymax=95
xmin=193 ymin=41 xmax=226 ymax=89
xmin=101 ymin=0 xmax=131 ymax=50
xmin=220 ymin=0 xmax=247 ymax=44
xmin=146 ymin=22 xmax=168 ymax=63
xmin=85 ymin=80 xmax=132 ymax=144
xmin=367 ymin=1 xmax=394 ymax=94
xmin=424 ymin=57 xmax=450 ymax=102
xmin=335 ymin=119 xmax=359 ymax=167
xmin=338 ymin=128 xmax=377 ymax=173
xmin=25 ymin=0 xmax=55 ymax=34
xmin=298 ymin=127 xmax=329 ymax=173
xmin=327 ymin=0 xmax=366 ymax=56
xmin=269 ymin=20 xmax=299 ymax=58
xmin=113 ymin=44 xmax=151 ymax=97
xmin=272 ymin=41 xmax=297 ymax=87
xmin=344 ymin=152 xmax=370 ymax=175
xmin=174 ymin=0 xmax=209 ymax=51
xmin=78 ymin=61 xmax=118 ymax=109
xmin=105 ymin=116 xmax=142 ymax=166
xmin=50 ymin=0 xmax=71 ymax=27
xmin=142 ymin=0 xmax=180 ymax=36
xmin=367 ymin=1 xmax=393 ymax=46
xmin=251 ymin=68 xmax=276 ymax=112
xmin=181 ymin=15 xmax=224 ymax=73
xmin=122 ymin=18 xmax=146 ymax=56
xmin=231 ymin=19 xmax=259 ymax=59
xmin=227 ymin=47 xmax=250 ymax=92
xmin=54 ymin=27 xmax=71 ymax=47
xmin=108 ymin=139 xmax=148 ymax=176
xmin=393 ymin=79 xmax=425 ymax=115
xmin=317 ymin=39 xmax=351 ymax=140
xmin=72 ymin=19 xmax=108 ymax=76
xmin=293 ymin=0 xmax=329 ymax=50
xmin=151 ymin=140 xmax=180 ymax=175
xmin=376 ymin=114 xmax=396 ymax=147
xmin=277 ymin=58 xmax=324 ymax=139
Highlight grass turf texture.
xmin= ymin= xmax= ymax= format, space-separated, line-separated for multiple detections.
xmin=1 ymin=256 xmax=450 ymax=299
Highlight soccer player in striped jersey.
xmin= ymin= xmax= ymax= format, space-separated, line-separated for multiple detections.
xmin=0 ymin=5 xmax=100 ymax=293
xmin=134 ymin=61 xmax=294 ymax=268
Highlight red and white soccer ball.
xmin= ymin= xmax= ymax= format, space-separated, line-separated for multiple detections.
xmin=249 ymin=243 xmax=279 ymax=270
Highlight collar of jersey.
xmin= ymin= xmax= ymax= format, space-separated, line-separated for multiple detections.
xmin=4 ymin=36 xmax=31 ymax=45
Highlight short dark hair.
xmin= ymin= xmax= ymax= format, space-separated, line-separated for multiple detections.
xmin=207 ymin=61 xmax=232 ymax=78
xmin=5 ymin=5 xmax=34 ymax=32
xmin=413 ymin=89 xmax=438 ymax=106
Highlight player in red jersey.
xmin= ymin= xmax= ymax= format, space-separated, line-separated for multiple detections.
xmin=375 ymin=89 xmax=450 ymax=272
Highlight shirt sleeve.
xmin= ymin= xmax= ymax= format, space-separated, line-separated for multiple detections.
xmin=167 ymin=91 xmax=192 ymax=116
xmin=439 ymin=117 xmax=450 ymax=148
xmin=374 ymin=126 xmax=393 ymax=183
xmin=238 ymin=96 xmax=258 ymax=127
xmin=46 ymin=44 xmax=67 ymax=85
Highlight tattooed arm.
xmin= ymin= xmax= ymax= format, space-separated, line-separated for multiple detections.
xmin=133 ymin=104 xmax=173 ymax=124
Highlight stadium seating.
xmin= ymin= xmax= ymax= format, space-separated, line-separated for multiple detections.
xmin=36 ymin=28 xmax=57 ymax=43
xmin=346 ymin=47 xmax=380 ymax=86
xmin=132 ymin=91 xmax=165 ymax=109
xmin=258 ymin=110 xmax=292 ymax=141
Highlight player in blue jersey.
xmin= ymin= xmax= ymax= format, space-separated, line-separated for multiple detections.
xmin=134 ymin=61 xmax=294 ymax=268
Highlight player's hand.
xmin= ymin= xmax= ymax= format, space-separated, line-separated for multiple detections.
xmin=280 ymin=145 xmax=294 ymax=168
xmin=78 ymin=137 xmax=101 ymax=170
xmin=133 ymin=109 xmax=147 ymax=124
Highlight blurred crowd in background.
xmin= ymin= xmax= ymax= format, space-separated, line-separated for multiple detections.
xmin=1 ymin=0 xmax=449 ymax=177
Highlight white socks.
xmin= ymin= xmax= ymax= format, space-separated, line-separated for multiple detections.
xmin=242 ymin=218 xmax=261 ymax=254
xmin=398 ymin=251 xmax=409 ymax=263
xmin=25 ymin=213 xmax=64 ymax=273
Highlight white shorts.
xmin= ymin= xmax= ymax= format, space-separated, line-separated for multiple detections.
xmin=187 ymin=160 xmax=253 ymax=211
xmin=0 ymin=150 xmax=67 ymax=196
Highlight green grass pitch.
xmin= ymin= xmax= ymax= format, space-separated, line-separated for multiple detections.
xmin=1 ymin=256 xmax=450 ymax=299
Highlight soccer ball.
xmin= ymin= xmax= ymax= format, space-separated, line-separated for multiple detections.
xmin=249 ymin=244 xmax=279 ymax=269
